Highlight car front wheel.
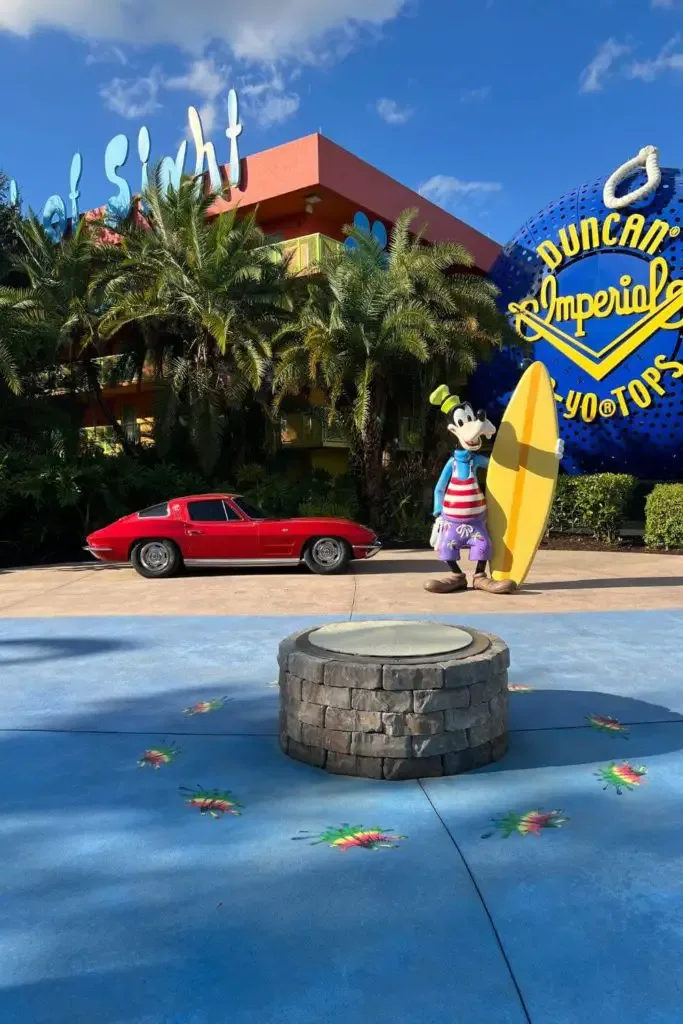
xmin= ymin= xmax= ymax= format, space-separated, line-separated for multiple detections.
xmin=131 ymin=539 xmax=182 ymax=579
xmin=303 ymin=537 xmax=351 ymax=575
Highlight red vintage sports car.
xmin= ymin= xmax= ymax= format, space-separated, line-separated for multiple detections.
xmin=85 ymin=494 xmax=381 ymax=579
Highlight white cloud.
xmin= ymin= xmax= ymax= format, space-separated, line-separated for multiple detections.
xmin=0 ymin=0 xmax=407 ymax=64
xmin=166 ymin=57 xmax=229 ymax=136
xmin=459 ymin=85 xmax=491 ymax=103
xmin=100 ymin=67 xmax=163 ymax=118
xmin=627 ymin=35 xmax=683 ymax=81
xmin=194 ymin=102 xmax=217 ymax=135
xmin=376 ymin=97 xmax=413 ymax=124
xmin=241 ymin=69 xmax=300 ymax=127
xmin=418 ymin=174 xmax=502 ymax=210
xmin=85 ymin=44 xmax=127 ymax=65
xmin=652 ymin=0 xmax=676 ymax=7
xmin=98 ymin=54 xmax=300 ymax=133
xmin=166 ymin=57 xmax=227 ymax=99
xmin=579 ymin=38 xmax=630 ymax=93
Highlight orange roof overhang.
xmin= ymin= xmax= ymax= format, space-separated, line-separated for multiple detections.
xmin=208 ymin=133 xmax=501 ymax=273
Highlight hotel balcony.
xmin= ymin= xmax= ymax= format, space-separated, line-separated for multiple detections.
xmin=269 ymin=233 xmax=340 ymax=274
xmin=94 ymin=354 xmax=158 ymax=391
xmin=279 ymin=408 xmax=350 ymax=449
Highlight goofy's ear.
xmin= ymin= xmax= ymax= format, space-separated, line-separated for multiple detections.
xmin=429 ymin=385 xmax=461 ymax=415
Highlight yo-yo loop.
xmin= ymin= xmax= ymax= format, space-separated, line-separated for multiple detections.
xmin=603 ymin=145 xmax=661 ymax=211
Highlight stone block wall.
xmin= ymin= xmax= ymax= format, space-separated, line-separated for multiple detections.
xmin=278 ymin=628 xmax=509 ymax=780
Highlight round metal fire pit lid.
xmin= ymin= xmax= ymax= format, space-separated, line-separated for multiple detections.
xmin=307 ymin=620 xmax=474 ymax=659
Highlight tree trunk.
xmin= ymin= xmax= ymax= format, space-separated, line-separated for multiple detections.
xmin=356 ymin=403 xmax=386 ymax=527
xmin=83 ymin=359 xmax=137 ymax=458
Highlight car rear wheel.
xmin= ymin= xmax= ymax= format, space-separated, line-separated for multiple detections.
xmin=303 ymin=537 xmax=351 ymax=575
xmin=131 ymin=540 xmax=182 ymax=579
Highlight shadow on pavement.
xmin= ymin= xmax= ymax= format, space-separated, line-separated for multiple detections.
xmin=1 ymin=677 xmax=683 ymax=1023
xmin=509 ymin=688 xmax=683 ymax=735
xmin=356 ymin=558 xmax=683 ymax=591
xmin=0 ymin=636 xmax=139 ymax=667
xmin=529 ymin=576 xmax=683 ymax=591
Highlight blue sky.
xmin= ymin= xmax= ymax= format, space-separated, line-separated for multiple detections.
xmin=0 ymin=0 xmax=682 ymax=244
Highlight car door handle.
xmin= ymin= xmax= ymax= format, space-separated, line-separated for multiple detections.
xmin=186 ymin=529 xmax=204 ymax=536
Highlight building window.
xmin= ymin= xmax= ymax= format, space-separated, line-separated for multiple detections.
xmin=397 ymin=417 xmax=423 ymax=451
xmin=321 ymin=411 xmax=349 ymax=448
xmin=121 ymin=406 xmax=140 ymax=444
xmin=279 ymin=411 xmax=323 ymax=448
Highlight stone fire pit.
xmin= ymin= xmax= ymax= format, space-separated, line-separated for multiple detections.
xmin=277 ymin=620 xmax=509 ymax=780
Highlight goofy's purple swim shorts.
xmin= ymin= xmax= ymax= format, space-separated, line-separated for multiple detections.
xmin=434 ymin=513 xmax=493 ymax=563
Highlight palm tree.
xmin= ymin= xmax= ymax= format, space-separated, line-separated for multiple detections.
xmin=0 ymin=171 xmax=27 ymax=395
xmin=272 ymin=208 xmax=512 ymax=522
xmin=97 ymin=172 xmax=294 ymax=472
xmin=0 ymin=216 xmax=136 ymax=454
xmin=0 ymin=315 xmax=21 ymax=395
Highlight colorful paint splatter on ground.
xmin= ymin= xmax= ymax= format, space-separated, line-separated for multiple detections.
xmin=137 ymin=743 xmax=180 ymax=769
xmin=181 ymin=786 xmax=242 ymax=818
xmin=482 ymin=809 xmax=568 ymax=839
xmin=293 ymin=824 xmax=407 ymax=851
xmin=595 ymin=762 xmax=647 ymax=794
xmin=507 ymin=684 xmax=534 ymax=693
xmin=183 ymin=697 xmax=231 ymax=716
xmin=586 ymin=714 xmax=629 ymax=737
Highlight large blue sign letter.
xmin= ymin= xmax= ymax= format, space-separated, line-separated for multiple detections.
xmin=69 ymin=153 xmax=83 ymax=224
xmin=104 ymin=134 xmax=132 ymax=226
xmin=187 ymin=106 xmax=222 ymax=193
xmin=42 ymin=195 xmax=67 ymax=242
xmin=159 ymin=141 xmax=188 ymax=195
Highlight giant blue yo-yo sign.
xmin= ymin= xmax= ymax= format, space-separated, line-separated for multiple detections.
xmin=469 ymin=146 xmax=683 ymax=479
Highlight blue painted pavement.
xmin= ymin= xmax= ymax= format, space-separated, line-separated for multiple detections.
xmin=0 ymin=610 xmax=682 ymax=1023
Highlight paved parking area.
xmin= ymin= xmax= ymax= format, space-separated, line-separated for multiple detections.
xmin=1 ymin=547 xmax=682 ymax=617
xmin=1 ymin=553 xmax=683 ymax=1023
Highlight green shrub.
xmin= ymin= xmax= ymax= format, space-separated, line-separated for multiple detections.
xmin=547 ymin=476 xmax=581 ymax=534
xmin=231 ymin=466 xmax=361 ymax=521
xmin=548 ymin=473 xmax=636 ymax=544
xmin=379 ymin=453 xmax=433 ymax=545
xmin=0 ymin=446 xmax=214 ymax=567
xmin=298 ymin=499 xmax=357 ymax=519
xmin=298 ymin=471 xmax=360 ymax=521
xmin=644 ymin=483 xmax=683 ymax=550
xmin=233 ymin=463 xmax=304 ymax=517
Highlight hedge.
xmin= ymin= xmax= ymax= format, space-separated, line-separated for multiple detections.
xmin=644 ymin=484 xmax=683 ymax=550
xmin=548 ymin=473 xmax=637 ymax=544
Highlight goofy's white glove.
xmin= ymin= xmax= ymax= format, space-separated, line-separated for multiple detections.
xmin=555 ymin=438 xmax=565 ymax=460
xmin=430 ymin=517 xmax=444 ymax=550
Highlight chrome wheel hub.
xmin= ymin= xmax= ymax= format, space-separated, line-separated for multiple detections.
xmin=140 ymin=542 xmax=169 ymax=572
xmin=312 ymin=538 xmax=343 ymax=567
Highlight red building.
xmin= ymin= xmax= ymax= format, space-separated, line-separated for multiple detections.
xmin=84 ymin=132 xmax=502 ymax=472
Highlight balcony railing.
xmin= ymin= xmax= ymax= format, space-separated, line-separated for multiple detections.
xmin=80 ymin=416 xmax=154 ymax=454
xmin=92 ymin=354 xmax=159 ymax=390
xmin=268 ymin=233 xmax=340 ymax=274
xmin=279 ymin=407 xmax=350 ymax=449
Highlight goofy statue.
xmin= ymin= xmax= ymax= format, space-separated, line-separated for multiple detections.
xmin=424 ymin=384 xmax=563 ymax=596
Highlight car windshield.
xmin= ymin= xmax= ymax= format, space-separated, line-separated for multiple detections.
xmin=232 ymin=497 xmax=268 ymax=520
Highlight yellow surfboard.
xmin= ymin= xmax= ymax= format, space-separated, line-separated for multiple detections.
xmin=485 ymin=361 xmax=560 ymax=587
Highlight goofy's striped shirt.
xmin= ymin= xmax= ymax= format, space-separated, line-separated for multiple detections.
xmin=433 ymin=450 xmax=489 ymax=521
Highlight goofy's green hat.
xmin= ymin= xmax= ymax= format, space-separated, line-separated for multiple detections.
xmin=429 ymin=384 xmax=461 ymax=415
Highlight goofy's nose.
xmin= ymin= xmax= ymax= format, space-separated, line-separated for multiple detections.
xmin=477 ymin=409 xmax=487 ymax=422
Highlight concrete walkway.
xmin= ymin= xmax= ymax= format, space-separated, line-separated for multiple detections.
xmin=1 ymin=553 xmax=683 ymax=1023
xmin=0 ymin=548 xmax=682 ymax=616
